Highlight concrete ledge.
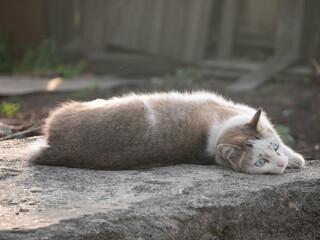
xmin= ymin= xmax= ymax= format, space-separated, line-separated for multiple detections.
xmin=0 ymin=75 xmax=146 ymax=96
xmin=0 ymin=137 xmax=319 ymax=239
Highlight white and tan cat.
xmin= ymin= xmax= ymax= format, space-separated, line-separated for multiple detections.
xmin=28 ymin=91 xmax=305 ymax=174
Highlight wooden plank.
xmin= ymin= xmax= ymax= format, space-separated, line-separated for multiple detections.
xmin=300 ymin=0 xmax=317 ymax=62
xmin=235 ymin=26 xmax=275 ymax=49
xmin=275 ymin=0 xmax=304 ymax=55
xmin=227 ymin=53 xmax=298 ymax=91
xmin=103 ymin=0 xmax=213 ymax=62
xmin=87 ymin=52 xmax=184 ymax=76
xmin=312 ymin=1 xmax=320 ymax=81
xmin=196 ymin=59 xmax=311 ymax=79
xmin=238 ymin=0 xmax=279 ymax=32
xmin=198 ymin=59 xmax=260 ymax=71
xmin=217 ymin=0 xmax=238 ymax=59
xmin=44 ymin=0 xmax=75 ymax=51
xmin=184 ymin=0 xmax=214 ymax=61
xmin=81 ymin=0 xmax=111 ymax=52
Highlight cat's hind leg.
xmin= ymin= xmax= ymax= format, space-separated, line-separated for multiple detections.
xmin=27 ymin=138 xmax=65 ymax=166
xmin=282 ymin=144 xmax=305 ymax=168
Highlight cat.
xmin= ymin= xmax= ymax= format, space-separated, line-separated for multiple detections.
xmin=28 ymin=91 xmax=305 ymax=174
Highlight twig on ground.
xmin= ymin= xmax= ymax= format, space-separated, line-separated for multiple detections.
xmin=311 ymin=58 xmax=320 ymax=74
xmin=0 ymin=126 xmax=43 ymax=141
xmin=0 ymin=120 xmax=44 ymax=141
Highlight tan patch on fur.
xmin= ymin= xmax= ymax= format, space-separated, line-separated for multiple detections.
xmin=217 ymin=125 xmax=260 ymax=169
xmin=196 ymin=101 xmax=240 ymax=131
xmin=217 ymin=126 xmax=258 ymax=149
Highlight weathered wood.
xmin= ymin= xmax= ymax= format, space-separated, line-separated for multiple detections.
xmin=235 ymin=26 xmax=275 ymax=49
xmin=238 ymin=0 xmax=279 ymax=33
xmin=300 ymin=0 xmax=317 ymax=62
xmin=196 ymin=59 xmax=311 ymax=80
xmin=227 ymin=53 xmax=298 ymax=91
xmin=198 ymin=59 xmax=260 ymax=71
xmin=81 ymin=0 xmax=110 ymax=52
xmin=82 ymin=0 xmax=213 ymax=62
xmin=87 ymin=52 xmax=184 ymax=76
xmin=275 ymin=0 xmax=304 ymax=55
xmin=44 ymin=0 xmax=75 ymax=52
xmin=217 ymin=0 xmax=238 ymax=59
xmin=227 ymin=0 xmax=304 ymax=91
xmin=183 ymin=0 xmax=214 ymax=61
xmin=312 ymin=0 xmax=320 ymax=81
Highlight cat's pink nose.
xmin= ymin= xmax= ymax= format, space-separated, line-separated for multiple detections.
xmin=277 ymin=161 xmax=285 ymax=167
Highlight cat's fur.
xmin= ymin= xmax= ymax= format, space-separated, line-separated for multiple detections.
xmin=28 ymin=91 xmax=305 ymax=174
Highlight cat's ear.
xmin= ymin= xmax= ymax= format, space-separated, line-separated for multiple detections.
xmin=248 ymin=108 xmax=262 ymax=131
xmin=217 ymin=144 xmax=243 ymax=171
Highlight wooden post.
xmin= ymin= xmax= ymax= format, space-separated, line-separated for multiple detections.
xmin=44 ymin=0 xmax=76 ymax=52
xmin=217 ymin=0 xmax=238 ymax=59
xmin=275 ymin=0 xmax=304 ymax=56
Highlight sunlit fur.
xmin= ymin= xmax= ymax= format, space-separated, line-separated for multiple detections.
xmin=28 ymin=91 xmax=305 ymax=174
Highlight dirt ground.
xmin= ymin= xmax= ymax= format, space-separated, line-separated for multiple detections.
xmin=0 ymin=76 xmax=319 ymax=160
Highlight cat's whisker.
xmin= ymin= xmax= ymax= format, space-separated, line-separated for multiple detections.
xmin=297 ymin=147 xmax=315 ymax=153
xmin=298 ymin=153 xmax=310 ymax=159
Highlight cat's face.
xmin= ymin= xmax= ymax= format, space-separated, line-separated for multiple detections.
xmin=240 ymin=135 xmax=288 ymax=174
xmin=217 ymin=109 xmax=288 ymax=174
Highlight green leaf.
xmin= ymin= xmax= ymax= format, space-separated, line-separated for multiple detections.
xmin=275 ymin=125 xmax=295 ymax=145
xmin=0 ymin=101 xmax=20 ymax=116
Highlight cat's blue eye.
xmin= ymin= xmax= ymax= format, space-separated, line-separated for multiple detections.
xmin=272 ymin=141 xmax=279 ymax=151
xmin=255 ymin=159 xmax=266 ymax=167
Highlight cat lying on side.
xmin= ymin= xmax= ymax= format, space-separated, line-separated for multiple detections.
xmin=28 ymin=91 xmax=305 ymax=174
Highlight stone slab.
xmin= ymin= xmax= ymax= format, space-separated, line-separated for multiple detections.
xmin=0 ymin=75 xmax=145 ymax=96
xmin=0 ymin=137 xmax=319 ymax=239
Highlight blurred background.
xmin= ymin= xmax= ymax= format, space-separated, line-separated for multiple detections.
xmin=0 ymin=0 xmax=319 ymax=159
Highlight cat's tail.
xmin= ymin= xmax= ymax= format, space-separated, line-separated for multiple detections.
xmin=27 ymin=138 xmax=55 ymax=165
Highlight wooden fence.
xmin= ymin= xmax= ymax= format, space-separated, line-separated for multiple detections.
xmin=0 ymin=0 xmax=318 ymax=82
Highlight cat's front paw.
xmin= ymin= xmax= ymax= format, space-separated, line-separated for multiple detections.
xmin=287 ymin=154 xmax=305 ymax=168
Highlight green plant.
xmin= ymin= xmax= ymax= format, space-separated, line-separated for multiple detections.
xmin=18 ymin=45 xmax=37 ymax=72
xmin=163 ymin=67 xmax=203 ymax=88
xmin=272 ymin=73 xmax=286 ymax=84
xmin=314 ymin=119 xmax=320 ymax=126
xmin=70 ymin=91 xmax=86 ymax=100
xmin=275 ymin=125 xmax=294 ymax=145
xmin=56 ymin=60 xmax=85 ymax=79
xmin=33 ymin=38 xmax=57 ymax=72
xmin=163 ymin=73 xmax=175 ymax=88
xmin=176 ymin=67 xmax=202 ymax=85
xmin=0 ymin=101 xmax=20 ymax=116
xmin=0 ymin=35 xmax=86 ymax=78
xmin=0 ymin=28 xmax=18 ymax=73
xmin=302 ymin=77 xmax=311 ymax=85
xmin=261 ymin=88 xmax=272 ymax=97
xmin=70 ymin=80 xmax=100 ymax=100
xmin=86 ymin=79 xmax=100 ymax=91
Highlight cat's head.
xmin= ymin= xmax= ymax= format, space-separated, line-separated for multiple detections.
xmin=216 ymin=109 xmax=288 ymax=174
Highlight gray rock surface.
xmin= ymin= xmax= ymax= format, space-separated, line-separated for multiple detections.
xmin=0 ymin=137 xmax=319 ymax=239
xmin=0 ymin=123 xmax=12 ymax=137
